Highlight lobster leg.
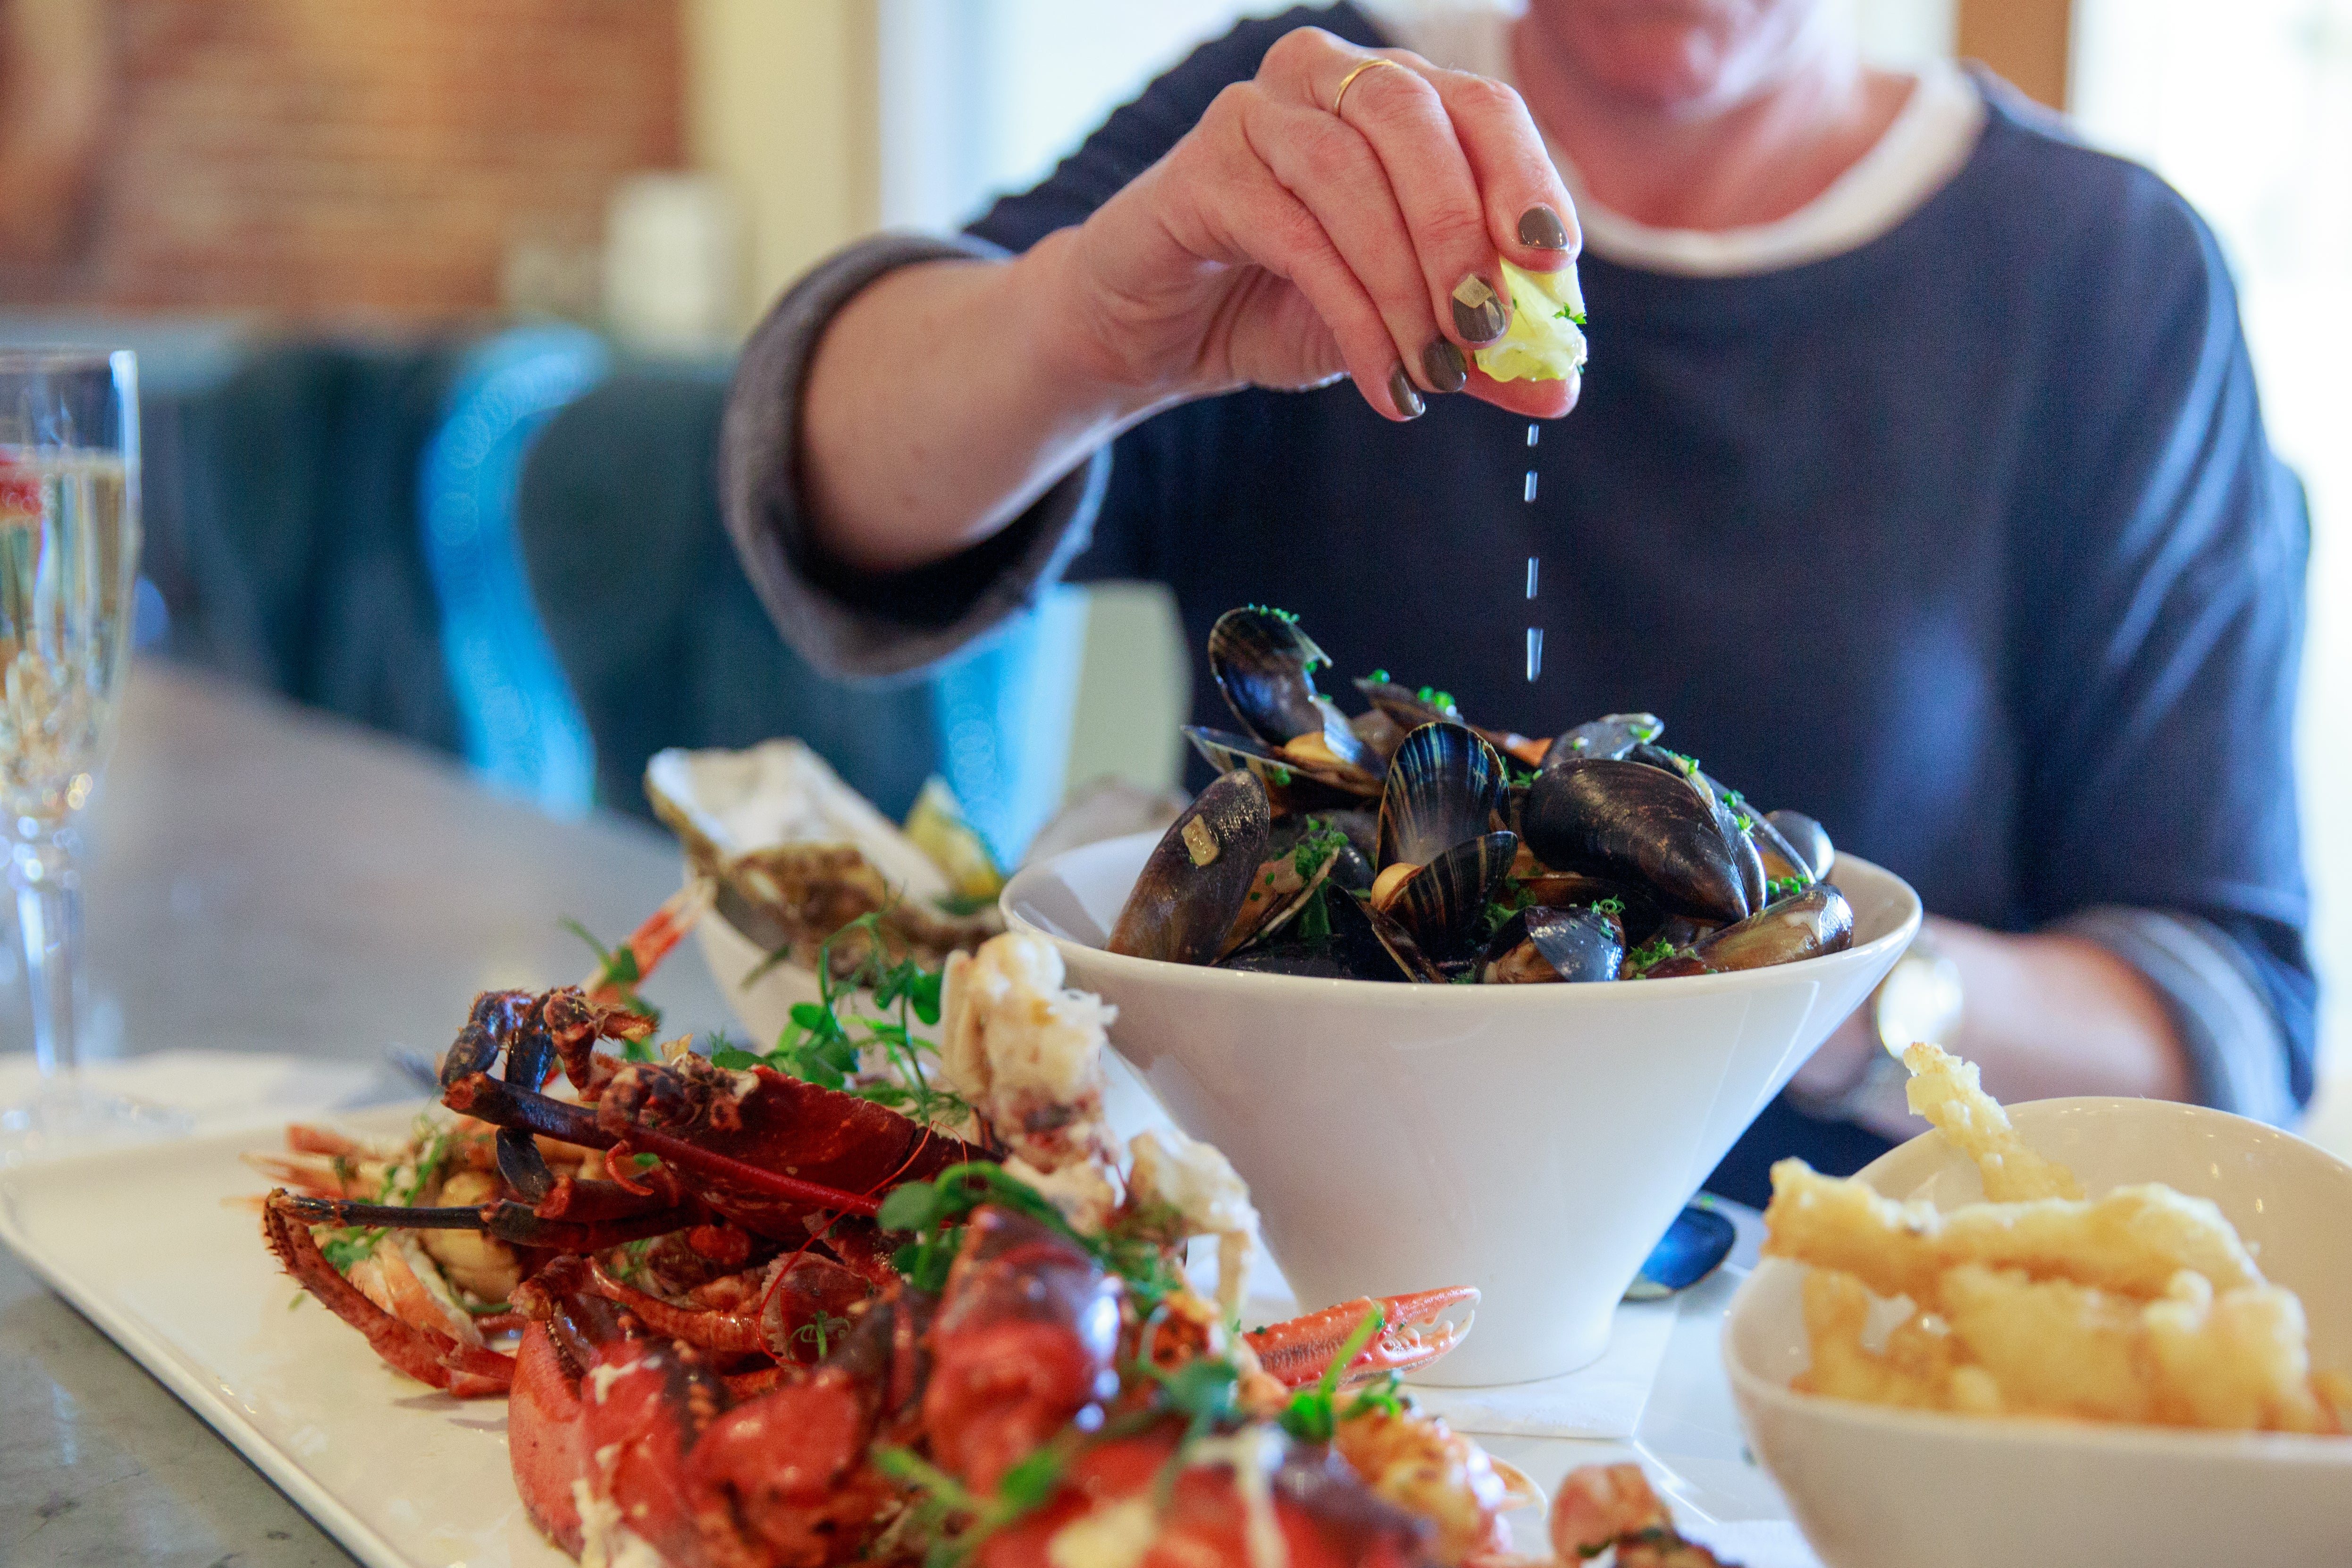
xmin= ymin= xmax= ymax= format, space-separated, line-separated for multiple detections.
xmin=1244 ymin=1287 xmax=1480 ymax=1389
xmin=262 ymin=1191 xmax=514 ymax=1397
xmin=496 ymin=1003 xmax=563 ymax=1200
xmin=274 ymin=1192 xmax=699 ymax=1253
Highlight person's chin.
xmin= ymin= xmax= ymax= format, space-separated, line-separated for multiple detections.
xmin=1579 ymin=29 xmax=1742 ymax=110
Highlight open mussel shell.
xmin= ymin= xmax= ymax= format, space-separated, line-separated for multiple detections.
xmin=1355 ymin=677 xmax=1462 ymax=733
xmin=1520 ymin=757 xmax=1752 ymax=924
xmin=1764 ymin=808 xmax=1834 ymax=881
xmin=1362 ymin=898 xmax=1446 ymax=982
xmin=1378 ymin=722 xmax=1509 ymax=869
xmin=1388 ymin=830 xmax=1517 ymax=960
xmin=1219 ymin=886 xmax=1411 ymax=981
xmin=1483 ymin=904 xmax=1625 ymax=983
xmin=1108 ymin=770 xmax=1272 ymax=964
xmin=1540 ymin=712 xmax=1663 ymax=769
xmin=1206 ymin=607 xmax=1378 ymax=771
xmin=1218 ymin=825 xmax=1346 ymax=958
xmin=1184 ymin=726 xmax=1378 ymax=806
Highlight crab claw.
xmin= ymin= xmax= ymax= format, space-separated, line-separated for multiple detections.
xmin=1243 ymin=1285 xmax=1478 ymax=1389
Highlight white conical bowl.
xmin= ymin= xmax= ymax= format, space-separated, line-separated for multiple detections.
xmin=1724 ymin=1099 xmax=2352 ymax=1567
xmin=1001 ymin=831 xmax=1919 ymax=1384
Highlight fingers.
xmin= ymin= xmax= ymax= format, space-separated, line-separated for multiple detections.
xmin=1413 ymin=67 xmax=1581 ymax=272
xmin=1181 ymin=100 xmax=1428 ymax=420
xmin=1239 ymin=96 xmax=1462 ymax=409
xmin=1252 ymin=29 xmax=1581 ymax=414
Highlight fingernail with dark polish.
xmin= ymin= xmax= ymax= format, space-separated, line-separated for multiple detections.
xmin=1421 ymin=337 xmax=1466 ymax=393
xmin=1518 ymin=204 xmax=1570 ymax=249
xmin=1387 ymin=362 xmax=1425 ymax=419
xmin=1451 ymin=274 xmax=1507 ymax=343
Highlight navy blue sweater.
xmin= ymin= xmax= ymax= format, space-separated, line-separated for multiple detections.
xmin=722 ymin=6 xmax=2314 ymax=1202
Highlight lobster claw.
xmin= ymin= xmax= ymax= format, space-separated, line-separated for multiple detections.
xmin=1243 ymin=1286 xmax=1479 ymax=1389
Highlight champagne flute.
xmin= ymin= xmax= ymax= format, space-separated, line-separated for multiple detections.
xmin=0 ymin=350 xmax=182 ymax=1151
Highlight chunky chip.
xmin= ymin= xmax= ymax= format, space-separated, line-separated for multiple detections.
xmin=1901 ymin=1041 xmax=2081 ymax=1201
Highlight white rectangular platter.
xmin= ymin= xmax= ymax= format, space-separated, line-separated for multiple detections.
xmin=0 ymin=1106 xmax=1818 ymax=1568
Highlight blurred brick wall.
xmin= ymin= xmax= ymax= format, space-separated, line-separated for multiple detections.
xmin=0 ymin=0 xmax=682 ymax=321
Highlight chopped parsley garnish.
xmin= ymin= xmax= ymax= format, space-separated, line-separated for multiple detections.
xmin=874 ymin=1441 xmax=1071 ymax=1568
xmin=1625 ymin=935 xmax=1680 ymax=974
xmin=880 ymin=1162 xmax=1184 ymax=1306
xmin=1368 ymin=668 xmax=1391 ymax=684
xmin=1766 ymin=875 xmax=1811 ymax=904
xmin=714 ymin=912 xmax=969 ymax=1130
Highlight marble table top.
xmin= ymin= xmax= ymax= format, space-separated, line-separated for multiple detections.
xmin=0 ymin=662 xmax=731 ymax=1568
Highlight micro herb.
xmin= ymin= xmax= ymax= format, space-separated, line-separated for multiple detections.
xmin=377 ymin=1113 xmax=453 ymax=1208
xmin=717 ymin=912 xmax=968 ymax=1130
xmin=1266 ymin=763 xmax=1293 ymax=788
xmin=1766 ymin=875 xmax=1810 ymax=904
xmin=875 ymin=1439 xmax=1071 ymax=1568
xmin=1295 ymin=882 xmax=1332 ymax=943
xmin=1278 ymin=1304 xmax=1386 ymax=1442
xmin=1134 ymin=1352 xmax=1240 ymax=1445
xmin=880 ymin=1162 xmax=1183 ymax=1307
xmin=1625 ymin=935 xmax=1679 ymax=974
xmin=609 ymin=1235 xmax=656 ymax=1283
xmin=793 ymin=1307 xmax=854 ymax=1359
xmin=558 ymin=915 xmax=661 ymax=1028
xmin=320 ymin=1227 xmax=385 ymax=1273
xmin=1291 ymin=819 xmax=1349 ymax=881
xmin=1509 ymin=765 xmax=1540 ymax=789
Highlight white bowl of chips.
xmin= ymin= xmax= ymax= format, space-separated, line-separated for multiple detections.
xmin=1725 ymin=1086 xmax=2352 ymax=1567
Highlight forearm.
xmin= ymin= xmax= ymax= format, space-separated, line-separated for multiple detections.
xmin=1792 ymin=916 xmax=2192 ymax=1140
xmin=1933 ymin=921 xmax=2191 ymax=1105
xmin=799 ymin=232 xmax=1177 ymax=576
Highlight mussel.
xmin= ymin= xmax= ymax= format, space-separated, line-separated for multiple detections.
xmin=1644 ymin=884 xmax=1854 ymax=977
xmin=1207 ymin=608 xmax=1381 ymax=785
xmin=1520 ymin=757 xmax=1752 ymax=924
xmin=1540 ymin=712 xmax=1662 ymax=768
xmin=1481 ymin=905 xmax=1626 ymax=984
xmin=1369 ymin=724 xmax=1516 ymax=959
xmin=1763 ymin=808 xmax=1834 ymax=881
xmin=1108 ymin=769 xmax=1272 ymax=964
xmin=1107 ymin=605 xmax=1850 ymax=987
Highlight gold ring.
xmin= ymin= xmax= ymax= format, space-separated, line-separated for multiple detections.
xmin=1332 ymin=58 xmax=1398 ymax=118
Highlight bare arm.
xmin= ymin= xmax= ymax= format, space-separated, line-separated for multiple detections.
xmin=1791 ymin=916 xmax=2191 ymax=1140
xmin=798 ymin=28 xmax=1585 ymax=577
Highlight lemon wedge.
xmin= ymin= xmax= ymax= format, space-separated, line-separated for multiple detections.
xmin=1474 ymin=259 xmax=1588 ymax=383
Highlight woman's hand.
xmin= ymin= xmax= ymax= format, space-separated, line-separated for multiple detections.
xmin=1041 ymin=28 xmax=1582 ymax=422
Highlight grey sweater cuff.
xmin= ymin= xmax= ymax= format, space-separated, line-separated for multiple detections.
xmin=2053 ymin=906 xmax=2297 ymax=1126
xmin=719 ymin=230 xmax=1110 ymax=680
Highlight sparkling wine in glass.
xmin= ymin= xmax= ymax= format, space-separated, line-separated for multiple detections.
xmin=0 ymin=350 xmax=182 ymax=1152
